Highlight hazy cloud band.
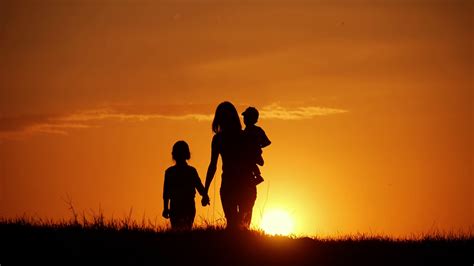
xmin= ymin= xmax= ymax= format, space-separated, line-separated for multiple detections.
xmin=0 ymin=103 xmax=347 ymax=141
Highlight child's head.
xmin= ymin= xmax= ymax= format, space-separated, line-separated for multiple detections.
xmin=242 ymin=107 xmax=259 ymax=126
xmin=172 ymin=140 xmax=190 ymax=163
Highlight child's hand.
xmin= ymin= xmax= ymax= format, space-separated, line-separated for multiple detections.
xmin=162 ymin=209 xmax=170 ymax=219
xmin=201 ymin=195 xmax=210 ymax=206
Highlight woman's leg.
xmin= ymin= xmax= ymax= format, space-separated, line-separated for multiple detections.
xmin=220 ymin=188 xmax=239 ymax=229
xmin=238 ymin=185 xmax=257 ymax=229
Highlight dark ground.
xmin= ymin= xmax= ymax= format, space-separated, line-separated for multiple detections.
xmin=1 ymin=222 xmax=472 ymax=266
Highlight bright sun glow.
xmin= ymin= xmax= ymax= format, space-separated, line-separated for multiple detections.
xmin=260 ymin=209 xmax=295 ymax=236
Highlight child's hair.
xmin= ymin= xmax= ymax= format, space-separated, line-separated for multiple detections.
xmin=242 ymin=107 xmax=259 ymax=125
xmin=172 ymin=140 xmax=191 ymax=162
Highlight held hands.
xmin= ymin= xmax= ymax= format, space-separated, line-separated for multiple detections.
xmin=162 ymin=209 xmax=170 ymax=219
xmin=201 ymin=194 xmax=210 ymax=206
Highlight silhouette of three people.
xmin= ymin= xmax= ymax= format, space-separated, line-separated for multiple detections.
xmin=162 ymin=102 xmax=270 ymax=230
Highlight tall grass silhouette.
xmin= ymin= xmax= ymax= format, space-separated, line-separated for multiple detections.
xmin=1 ymin=201 xmax=472 ymax=266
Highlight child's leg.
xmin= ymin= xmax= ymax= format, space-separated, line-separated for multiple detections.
xmin=170 ymin=201 xmax=195 ymax=230
xmin=184 ymin=204 xmax=196 ymax=230
xmin=170 ymin=214 xmax=183 ymax=229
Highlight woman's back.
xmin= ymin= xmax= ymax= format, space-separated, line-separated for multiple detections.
xmin=214 ymin=131 xmax=253 ymax=187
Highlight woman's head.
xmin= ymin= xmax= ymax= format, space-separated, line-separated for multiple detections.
xmin=172 ymin=140 xmax=191 ymax=162
xmin=212 ymin=101 xmax=242 ymax=134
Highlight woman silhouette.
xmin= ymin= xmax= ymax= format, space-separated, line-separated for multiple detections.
xmin=202 ymin=101 xmax=257 ymax=229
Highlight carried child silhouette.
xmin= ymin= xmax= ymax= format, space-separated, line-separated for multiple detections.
xmin=162 ymin=141 xmax=207 ymax=230
xmin=242 ymin=107 xmax=271 ymax=185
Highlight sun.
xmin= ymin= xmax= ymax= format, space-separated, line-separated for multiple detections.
xmin=260 ymin=209 xmax=295 ymax=236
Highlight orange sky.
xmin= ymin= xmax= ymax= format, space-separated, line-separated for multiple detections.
xmin=0 ymin=0 xmax=472 ymax=236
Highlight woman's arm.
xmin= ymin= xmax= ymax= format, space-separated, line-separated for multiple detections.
xmin=204 ymin=135 xmax=219 ymax=194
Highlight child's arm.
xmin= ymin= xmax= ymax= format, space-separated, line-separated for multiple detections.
xmin=162 ymin=171 xmax=170 ymax=219
xmin=194 ymin=169 xmax=206 ymax=197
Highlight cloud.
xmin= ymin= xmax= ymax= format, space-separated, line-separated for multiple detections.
xmin=0 ymin=108 xmax=212 ymax=141
xmin=0 ymin=118 xmax=94 ymax=140
xmin=259 ymin=103 xmax=347 ymax=120
xmin=57 ymin=108 xmax=213 ymax=123
xmin=0 ymin=103 xmax=347 ymax=141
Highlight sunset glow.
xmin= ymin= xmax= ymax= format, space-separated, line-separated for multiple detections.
xmin=0 ymin=0 xmax=472 ymax=237
xmin=261 ymin=209 xmax=295 ymax=236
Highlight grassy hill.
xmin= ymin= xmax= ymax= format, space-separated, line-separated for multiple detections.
xmin=1 ymin=218 xmax=472 ymax=266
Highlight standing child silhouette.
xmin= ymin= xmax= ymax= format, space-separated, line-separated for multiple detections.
xmin=242 ymin=107 xmax=271 ymax=185
xmin=162 ymin=141 xmax=207 ymax=230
